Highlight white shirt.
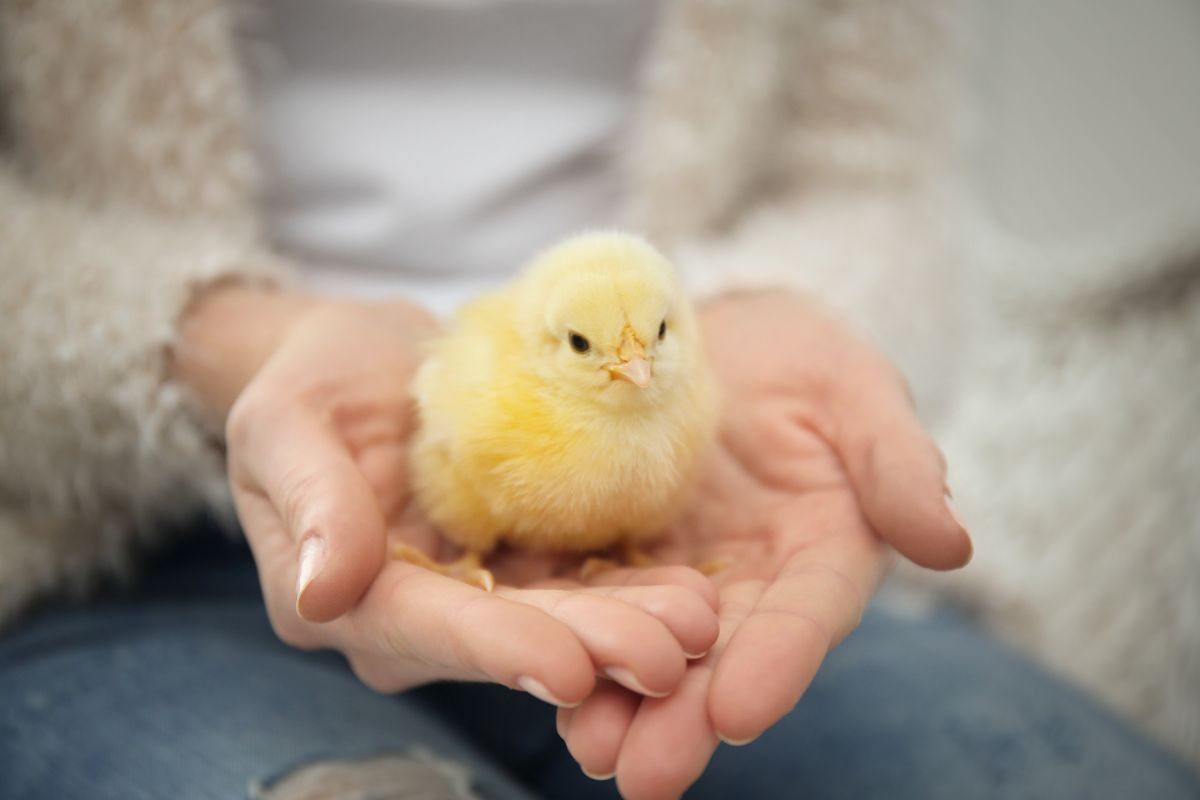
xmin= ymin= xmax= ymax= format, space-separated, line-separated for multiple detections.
xmin=245 ymin=0 xmax=660 ymax=315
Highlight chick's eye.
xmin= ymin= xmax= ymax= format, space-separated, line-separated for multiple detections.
xmin=568 ymin=332 xmax=590 ymax=354
xmin=658 ymin=320 xmax=667 ymax=340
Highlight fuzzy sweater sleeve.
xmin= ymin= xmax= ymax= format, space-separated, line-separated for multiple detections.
xmin=627 ymin=0 xmax=967 ymax=418
xmin=0 ymin=0 xmax=292 ymax=622
xmin=0 ymin=167 xmax=288 ymax=621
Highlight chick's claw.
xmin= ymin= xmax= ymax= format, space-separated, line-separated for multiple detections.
xmin=620 ymin=541 xmax=658 ymax=569
xmin=580 ymin=548 xmax=731 ymax=582
xmin=695 ymin=557 xmax=732 ymax=576
xmin=579 ymin=557 xmax=620 ymax=581
xmin=392 ymin=543 xmax=496 ymax=592
xmin=579 ymin=541 xmax=660 ymax=581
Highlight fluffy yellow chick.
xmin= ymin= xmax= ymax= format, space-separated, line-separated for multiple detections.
xmin=398 ymin=232 xmax=717 ymax=589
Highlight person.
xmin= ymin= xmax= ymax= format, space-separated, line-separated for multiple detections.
xmin=1 ymin=1 xmax=1196 ymax=798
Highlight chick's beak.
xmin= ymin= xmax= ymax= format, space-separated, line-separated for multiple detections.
xmin=610 ymin=355 xmax=652 ymax=388
xmin=608 ymin=330 xmax=653 ymax=388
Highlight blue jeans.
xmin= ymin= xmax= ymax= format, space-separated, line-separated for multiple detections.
xmin=2 ymin=530 xmax=1196 ymax=799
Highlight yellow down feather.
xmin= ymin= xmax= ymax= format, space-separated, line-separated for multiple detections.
xmin=411 ymin=232 xmax=717 ymax=554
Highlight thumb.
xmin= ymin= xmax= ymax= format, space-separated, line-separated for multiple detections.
xmin=240 ymin=409 xmax=388 ymax=622
xmin=831 ymin=361 xmax=973 ymax=570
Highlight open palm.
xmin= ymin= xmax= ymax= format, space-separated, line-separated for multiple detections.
xmin=555 ymin=293 xmax=972 ymax=799
xmin=228 ymin=299 xmax=720 ymax=709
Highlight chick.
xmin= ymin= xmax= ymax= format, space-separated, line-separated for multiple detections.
xmin=398 ymin=232 xmax=717 ymax=590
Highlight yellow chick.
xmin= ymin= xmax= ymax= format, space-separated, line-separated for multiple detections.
xmin=397 ymin=232 xmax=717 ymax=590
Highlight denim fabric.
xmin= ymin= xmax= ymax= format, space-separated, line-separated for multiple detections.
xmin=2 ymin=530 xmax=1196 ymax=799
xmin=0 ymin=533 xmax=534 ymax=800
xmin=415 ymin=618 xmax=1200 ymax=800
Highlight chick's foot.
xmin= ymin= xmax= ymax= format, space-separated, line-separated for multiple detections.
xmin=392 ymin=543 xmax=495 ymax=592
xmin=694 ymin=557 xmax=732 ymax=576
xmin=580 ymin=547 xmax=731 ymax=581
xmin=579 ymin=541 xmax=659 ymax=580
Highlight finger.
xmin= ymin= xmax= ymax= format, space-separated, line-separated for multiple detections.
xmin=556 ymin=707 xmax=575 ymax=741
xmin=577 ymin=584 xmax=719 ymax=660
xmin=521 ymin=579 xmax=718 ymax=658
xmin=563 ymin=681 xmax=640 ymax=781
xmin=582 ymin=564 xmax=720 ymax=612
xmin=348 ymin=563 xmax=596 ymax=704
xmin=708 ymin=530 xmax=883 ymax=744
xmin=615 ymin=664 xmax=718 ymax=800
xmin=496 ymin=587 xmax=688 ymax=697
xmin=232 ymin=407 xmax=386 ymax=622
xmin=829 ymin=357 xmax=972 ymax=569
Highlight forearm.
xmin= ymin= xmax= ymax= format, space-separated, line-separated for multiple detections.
xmin=171 ymin=284 xmax=319 ymax=427
xmin=171 ymin=285 xmax=441 ymax=429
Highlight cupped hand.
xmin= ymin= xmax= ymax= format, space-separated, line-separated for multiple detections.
xmin=555 ymin=292 xmax=972 ymax=799
xmin=198 ymin=291 xmax=718 ymax=707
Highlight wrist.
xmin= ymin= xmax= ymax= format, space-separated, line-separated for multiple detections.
xmin=172 ymin=281 xmax=320 ymax=426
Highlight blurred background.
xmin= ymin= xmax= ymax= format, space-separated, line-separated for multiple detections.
xmin=964 ymin=0 xmax=1200 ymax=238
xmin=908 ymin=0 xmax=1199 ymax=770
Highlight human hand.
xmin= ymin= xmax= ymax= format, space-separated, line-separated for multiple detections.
xmin=555 ymin=292 xmax=972 ymax=798
xmin=176 ymin=287 xmax=719 ymax=705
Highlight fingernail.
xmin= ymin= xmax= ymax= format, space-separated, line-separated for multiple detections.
xmin=945 ymin=492 xmax=968 ymax=532
xmin=518 ymin=676 xmax=579 ymax=708
xmin=296 ymin=535 xmax=326 ymax=609
xmin=582 ymin=768 xmax=616 ymax=781
xmin=603 ymin=666 xmax=669 ymax=698
xmin=945 ymin=492 xmax=975 ymax=564
xmin=717 ymin=732 xmax=759 ymax=747
xmin=684 ymin=649 xmax=710 ymax=660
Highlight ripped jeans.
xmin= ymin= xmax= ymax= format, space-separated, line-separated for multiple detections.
xmin=2 ymin=531 xmax=1196 ymax=800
